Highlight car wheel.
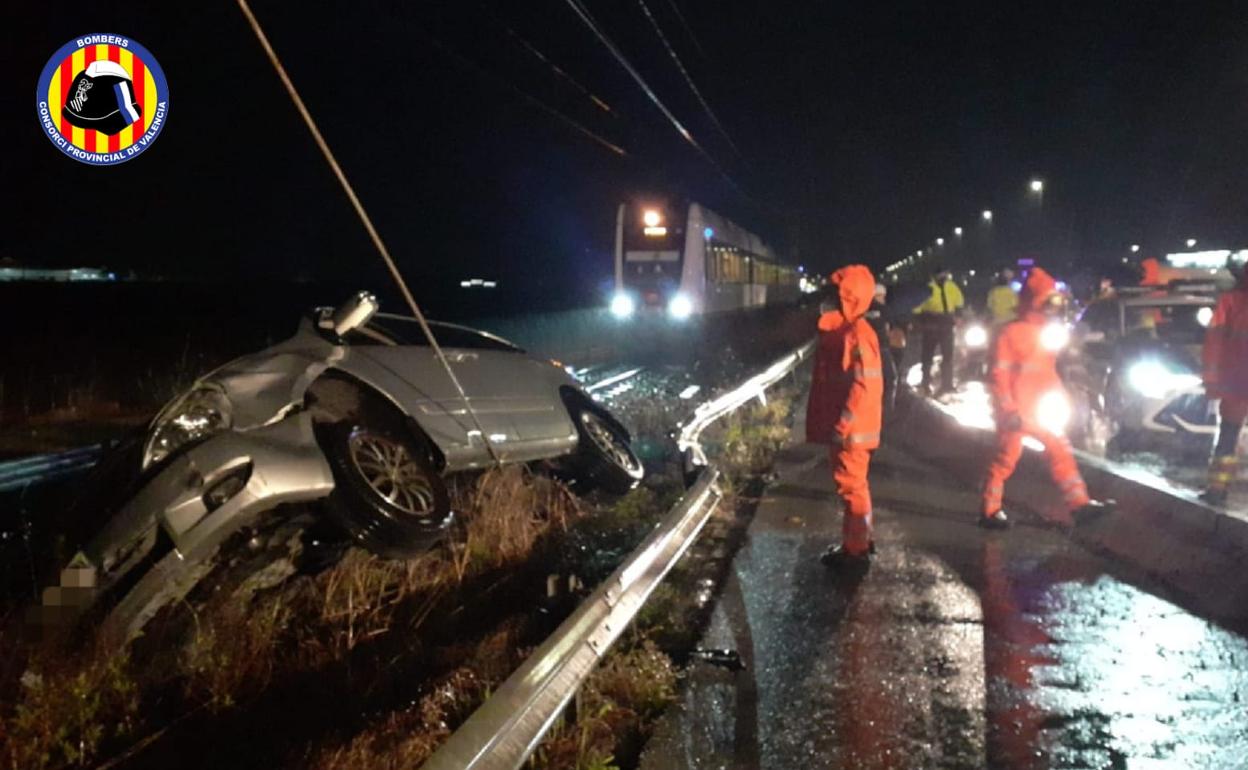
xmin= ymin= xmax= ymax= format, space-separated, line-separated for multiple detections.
xmin=569 ymin=408 xmax=644 ymax=495
xmin=319 ymin=421 xmax=452 ymax=559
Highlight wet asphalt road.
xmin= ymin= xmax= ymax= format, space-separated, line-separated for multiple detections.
xmin=641 ymin=436 xmax=1248 ymax=769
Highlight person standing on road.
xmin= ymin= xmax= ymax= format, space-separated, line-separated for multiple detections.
xmin=866 ymin=282 xmax=898 ymax=419
xmin=913 ymin=266 xmax=964 ymax=396
xmin=806 ymin=264 xmax=884 ymax=571
xmin=1200 ymin=264 xmax=1248 ymax=505
xmin=986 ymin=269 xmax=1019 ymax=326
xmin=979 ymin=267 xmax=1110 ymax=529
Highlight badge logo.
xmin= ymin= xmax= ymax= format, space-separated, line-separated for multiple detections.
xmin=35 ymin=34 xmax=169 ymax=165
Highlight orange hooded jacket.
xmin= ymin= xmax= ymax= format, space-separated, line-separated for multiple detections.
xmin=806 ymin=265 xmax=883 ymax=448
xmin=1203 ymin=274 xmax=1248 ymax=400
xmin=989 ymin=268 xmax=1064 ymax=421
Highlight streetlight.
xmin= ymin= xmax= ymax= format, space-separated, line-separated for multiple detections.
xmin=1130 ymin=244 xmax=1140 ymax=253
xmin=954 ymin=226 xmax=963 ymax=236
xmin=917 ymin=249 xmax=924 ymax=257
xmin=982 ymin=210 xmax=993 ymax=222
xmin=1186 ymin=238 xmax=1197 ymax=248
xmin=1029 ymin=179 xmax=1044 ymax=194
xmin=936 ymin=237 xmax=944 ymax=246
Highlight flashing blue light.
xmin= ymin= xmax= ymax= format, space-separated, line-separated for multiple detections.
xmin=703 ymin=227 xmax=714 ymax=239
xmin=1055 ymin=280 xmax=1068 ymax=292
xmin=798 ymin=265 xmax=805 ymax=272
xmin=1010 ymin=280 xmax=1023 ymax=292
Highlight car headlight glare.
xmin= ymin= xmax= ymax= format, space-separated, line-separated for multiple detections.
xmin=610 ymin=293 xmax=635 ymax=319
xmin=1127 ymin=360 xmax=1202 ymax=400
xmin=1040 ymin=322 xmax=1070 ymax=352
xmin=668 ymin=292 xmax=693 ymax=320
xmin=143 ymin=386 xmax=233 ymax=469
xmin=1035 ymin=390 xmax=1072 ymax=435
xmin=963 ymin=324 xmax=988 ymax=348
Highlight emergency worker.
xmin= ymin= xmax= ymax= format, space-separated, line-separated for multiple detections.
xmin=986 ymin=269 xmax=1019 ymax=325
xmin=1200 ymin=264 xmax=1248 ymax=505
xmin=865 ymin=283 xmax=898 ymax=418
xmin=806 ymin=265 xmax=884 ymax=570
xmin=913 ymin=266 xmax=964 ymax=395
xmin=980 ymin=267 xmax=1109 ymax=528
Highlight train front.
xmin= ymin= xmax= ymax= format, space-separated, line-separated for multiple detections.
xmin=610 ymin=203 xmax=695 ymax=321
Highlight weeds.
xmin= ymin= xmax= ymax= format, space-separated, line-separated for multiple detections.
xmin=1 ymin=646 xmax=139 ymax=770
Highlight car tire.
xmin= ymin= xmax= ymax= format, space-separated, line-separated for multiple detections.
xmin=567 ymin=405 xmax=645 ymax=495
xmin=318 ymin=420 xmax=452 ymax=559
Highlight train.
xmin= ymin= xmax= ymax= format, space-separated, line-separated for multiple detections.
xmin=610 ymin=200 xmax=803 ymax=320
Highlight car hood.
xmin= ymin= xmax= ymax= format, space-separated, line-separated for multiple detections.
xmin=196 ymin=318 xmax=342 ymax=430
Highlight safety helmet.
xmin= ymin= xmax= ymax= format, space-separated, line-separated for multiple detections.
xmin=62 ymin=60 xmax=143 ymax=136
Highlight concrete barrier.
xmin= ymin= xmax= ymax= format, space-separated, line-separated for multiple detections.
xmin=894 ymin=392 xmax=1248 ymax=626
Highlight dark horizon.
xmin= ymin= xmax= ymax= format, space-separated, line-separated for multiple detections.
xmin=3 ymin=1 xmax=1246 ymax=292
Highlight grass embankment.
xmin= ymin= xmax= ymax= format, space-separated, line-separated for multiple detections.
xmin=0 ymin=384 xmax=798 ymax=770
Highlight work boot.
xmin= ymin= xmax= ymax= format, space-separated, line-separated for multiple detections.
xmin=1070 ymin=499 xmax=1114 ymax=524
xmin=978 ymin=510 xmax=1011 ymax=530
xmin=1199 ymin=488 xmax=1229 ymax=507
xmin=820 ymin=543 xmax=873 ymax=574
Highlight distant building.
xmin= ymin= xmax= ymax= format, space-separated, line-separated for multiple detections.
xmin=0 ymin=259 xmax=118 ymax=282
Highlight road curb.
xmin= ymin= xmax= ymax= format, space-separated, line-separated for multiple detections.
xmin=897 ymin=391 xmax=1248 ymax=626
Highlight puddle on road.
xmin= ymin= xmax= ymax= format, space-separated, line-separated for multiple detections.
xmin=982 ymin=548 xmax=1248 ymax=769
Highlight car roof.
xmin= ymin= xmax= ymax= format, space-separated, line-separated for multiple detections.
xmin=1118 ymin=294 xmax=1215 ymax=308
xmin=372 ymin=313 xmax=522 ymax=350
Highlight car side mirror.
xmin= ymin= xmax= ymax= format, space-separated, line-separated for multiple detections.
xmin=320 ymin=291 xmax=379 ymax=337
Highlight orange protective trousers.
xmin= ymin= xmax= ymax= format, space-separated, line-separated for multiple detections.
xmin=981 ymin=428 xmax=1090 ymax=516
xmin=832 ymin=445 xmax=874 ymax=553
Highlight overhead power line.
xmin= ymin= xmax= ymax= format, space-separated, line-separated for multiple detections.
xmin=663 ymin=0 xmax=710 ymax=61
xmin=636 ymin=0 xmax=741 ymax=158
xmin=561 ymin=0 xmax=746 ymax=195
xmin=419 ymin=27 xmax=627 ymax=157
xmin=481 ymin=7 xmax=620 ymax=117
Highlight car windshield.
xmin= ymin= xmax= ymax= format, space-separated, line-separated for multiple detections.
xmin=344 ymin=317 xmax=521 ymax=352
xmin=1121 ymin=301 xmax=1213 ymax=345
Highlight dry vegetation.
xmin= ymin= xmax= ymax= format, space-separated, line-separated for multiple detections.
xmin=0 ymin=378 xmax=800 ymax=770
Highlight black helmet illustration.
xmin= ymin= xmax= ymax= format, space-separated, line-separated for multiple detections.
xmin=62 ymin=60 xmax=143 ymax=136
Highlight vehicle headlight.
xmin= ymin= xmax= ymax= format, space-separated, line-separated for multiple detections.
xmin=143 ymin=385 xmax=233 ymax=469
xmin=1035 ymin=390 xmax=1072 ymax=435
xmin=1127 ymin=360 xmax=1202 ymax=400
xmin=963 ymin=324 xmax=988 ymax=348
xmin=668 ymin=292 xmax=693 ymax=320
xmin=610 ymin=292 xmax=635 ymax=319
xmin=1040 ymin=322 xmax=1070 ymax=351
xmin=1197 ymin=307 xmax=1214 ymax=327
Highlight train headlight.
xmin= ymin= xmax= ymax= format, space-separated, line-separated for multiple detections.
xmin=963 ymin=324 xmax=988 ymax=348
xmin=643 ymin=209 xmax=661 ymax=227
xmin=610 ymin=293 xmax=635 ymax=319
xmin=668 ymin=293 xmax=693 ymax=320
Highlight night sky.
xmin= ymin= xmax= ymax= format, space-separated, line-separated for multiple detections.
xmin=3 ymin=1 xmax=1246 ymax=302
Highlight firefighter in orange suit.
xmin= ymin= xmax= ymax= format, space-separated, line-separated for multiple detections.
xmin=1201 ymin=264 xmax=1248 ymax=505
xmin=980 ymin=268 xmax=1109 ymax=528
xmin=806 ymin=264 xmax=884 ymax=569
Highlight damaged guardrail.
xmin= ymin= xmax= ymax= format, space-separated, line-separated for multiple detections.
xmin=0 ymin=445 xmax=103 ymax=493
xmin=420 ymin=339 xmax=815 ymax=770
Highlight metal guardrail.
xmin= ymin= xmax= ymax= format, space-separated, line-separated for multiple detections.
xmin=421 ymin=338 xmax=815 ymax=770
xmin=0 ymin=445 xmax=102 ymax=493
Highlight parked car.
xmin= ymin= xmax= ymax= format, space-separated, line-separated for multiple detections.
xmin=46 ymin=292 xmax=643 ymax=639
xmin=1063 ymin=290 xmax=1217 ymax=454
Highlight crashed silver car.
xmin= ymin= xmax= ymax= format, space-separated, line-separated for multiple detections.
xmin=49 ymin=292 xmax=643 ymax=638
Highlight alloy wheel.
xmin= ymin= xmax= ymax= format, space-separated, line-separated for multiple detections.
xmin=581 ymin=412 xmax=642 ymax=474
xmin=347 ymin=429 xmax=436 ymax=517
